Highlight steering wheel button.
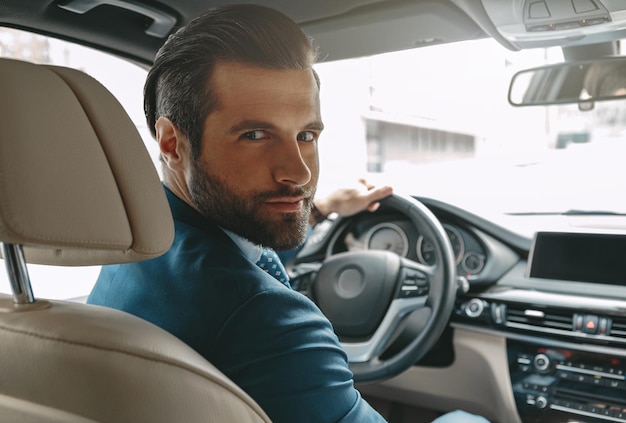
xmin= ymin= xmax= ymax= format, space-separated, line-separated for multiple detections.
xmin=402 ymin=270 xmax=427 ymax=284
xmin=399 ymin=285 xmax=421 ymax=298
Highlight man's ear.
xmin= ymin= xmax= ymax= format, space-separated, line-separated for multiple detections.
xmin=155 ymin=117 xmax=190 ymax=171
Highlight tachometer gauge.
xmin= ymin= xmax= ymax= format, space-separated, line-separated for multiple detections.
xmin=445 ymin=226 xmax=464 ymax=264
xmin=417 ymin=225 xmax=465 ymax=265
xmin=364 ymin=222 xmax=409 ymax=257
xmin=416 ymin=236 xmax=436 ymax=265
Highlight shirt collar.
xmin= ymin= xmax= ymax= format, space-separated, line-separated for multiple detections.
xmin=221 ymin=228 xmax=263 ymax=264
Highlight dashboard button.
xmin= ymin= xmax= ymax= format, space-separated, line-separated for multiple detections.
xmin=534 ymin=353 xmax=550 ymax=372
xmin=465 ymin=298 xmax=484 ymax=318
xmin=598 ymin=317 xmax=610 ymax=334
xmin=583 ymin=315 xmax=599 ymax=334
xmin=535 ymin=396 xmax=548 ymax=409
xmin=574 ymin=314 xmax=584 ymax=331
xmin=557 ymin=370 xmax=572 ymax=380
xmin=606 ymin=380 xmax=626 ymax=390
xmin=592 ymin=377 xmax=605 ymax=386
xmin=574 ymin=374 xmax=591 ymax=384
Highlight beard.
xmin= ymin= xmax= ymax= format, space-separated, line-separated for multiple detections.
xmin=188 ymin=159 xmax=315 ymax=251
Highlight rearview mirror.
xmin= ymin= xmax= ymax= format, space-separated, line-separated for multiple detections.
xmin=508 ymin=57 xmax=626 ymax=107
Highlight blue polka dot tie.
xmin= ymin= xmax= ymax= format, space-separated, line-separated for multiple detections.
xmin=256 ymin=248 xmax=290 ymax=288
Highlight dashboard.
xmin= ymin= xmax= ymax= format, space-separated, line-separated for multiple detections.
xmin=291 ymin=196 xmax=626 ymax=423
xmin=441 ymin=210 xmax=626 ymax=422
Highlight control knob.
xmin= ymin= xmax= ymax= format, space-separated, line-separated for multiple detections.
xmin=533 ymin=353 xmax=550 ymax=373
xmin=465 ymin=298 xmax=484 ymax=318
xmin=535 ymin=396 xmax=548 ymax=409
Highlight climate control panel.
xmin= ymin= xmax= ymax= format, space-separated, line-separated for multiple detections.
xmin=509 ymin=340 xmax=626 ymax=422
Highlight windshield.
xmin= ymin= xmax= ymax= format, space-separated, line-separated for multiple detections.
xmin=3 ymin=29 xmax=625 ymax=235
xmin=1 ymin=28 xmax=625 ymax=300
xmin=314 ymin=38 xmax=626 ymax=235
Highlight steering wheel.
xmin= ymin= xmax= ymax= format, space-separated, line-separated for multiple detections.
xmin=311 ymin=194 xmax=457 ymax=383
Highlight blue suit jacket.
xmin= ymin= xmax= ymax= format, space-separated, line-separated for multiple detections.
xmin=88 ymin=186 xmax=385 ymax=423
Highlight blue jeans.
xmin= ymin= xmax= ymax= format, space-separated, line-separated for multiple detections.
xmin=432 ymin=410 xmax=490 ymax=422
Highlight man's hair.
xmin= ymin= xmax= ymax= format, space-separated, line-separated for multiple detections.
xmin=144 ymin=4 xmax=319 ymax=158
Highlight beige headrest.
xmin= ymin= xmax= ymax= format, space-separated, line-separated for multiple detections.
xmin=0 ymin=58 xmax=173 ymax=265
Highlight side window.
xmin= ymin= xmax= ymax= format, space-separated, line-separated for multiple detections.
xmin=0 ymin=28 xmax=153 ymax=300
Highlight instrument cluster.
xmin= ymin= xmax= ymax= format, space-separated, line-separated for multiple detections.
xmin=338 ymin=216 xmax=487 ymax=276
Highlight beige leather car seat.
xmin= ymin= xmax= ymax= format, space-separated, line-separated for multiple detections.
xmin=0 ymin=58 xmax=271 ymax=423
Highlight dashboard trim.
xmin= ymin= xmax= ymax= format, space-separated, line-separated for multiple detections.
xmin=477 ymin=287 xmax=626 ymax=314
xmin=451 ymin=322 xmax=626 ymax=359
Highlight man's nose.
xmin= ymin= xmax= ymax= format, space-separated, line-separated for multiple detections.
xmin=273 ymin=139 xmax=313 ymax=186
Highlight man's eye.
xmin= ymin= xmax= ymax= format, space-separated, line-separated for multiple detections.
xmin=242 ymin=130 xmax=267 ymax=140
xmin=297 ymin=131 xmax=316 ymax=142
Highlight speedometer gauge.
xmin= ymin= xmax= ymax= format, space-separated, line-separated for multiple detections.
xmin=416 ymin=225 xmax=465 ymax=265
xmin=364 ymin=222 xmax=409 ymax=257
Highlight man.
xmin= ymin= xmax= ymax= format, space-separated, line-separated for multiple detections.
xmin=88 ymin=4 xmax=487 ymax=422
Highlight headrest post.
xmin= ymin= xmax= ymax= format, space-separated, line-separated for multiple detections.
xmin=1 ymin=243 xmax=35 ymax=304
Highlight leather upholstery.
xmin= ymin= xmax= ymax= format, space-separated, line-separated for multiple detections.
xmin=0 ymin=58 xmax=173 ymax=265
xmin=0 ymin=58 xmax=271 ymax=422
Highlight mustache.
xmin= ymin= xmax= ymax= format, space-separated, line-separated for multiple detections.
xmin=255 ymin=185 xmax=316 ymax=202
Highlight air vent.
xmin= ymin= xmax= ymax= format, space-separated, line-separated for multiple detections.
xmin=506 ymin=305 xmax=574 ymax=332
xmin=610 ymin=316 xmax=626 ymax=339
xmin=501 ymin=303 xmax=626 ymax=345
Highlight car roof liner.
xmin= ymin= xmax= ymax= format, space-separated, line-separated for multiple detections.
xmin=0 ymin=0 xmax=487 ymax=65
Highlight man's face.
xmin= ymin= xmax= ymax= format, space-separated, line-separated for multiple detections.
xmin=188 ymin=62 xmax=323 ymax=251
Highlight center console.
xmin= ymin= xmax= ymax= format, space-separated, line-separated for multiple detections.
xmin=509 ymin=340 xmax=626 ymax=423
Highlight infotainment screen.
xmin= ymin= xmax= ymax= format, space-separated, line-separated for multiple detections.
xmin=527 ymin=232 xmax=626 ymax=285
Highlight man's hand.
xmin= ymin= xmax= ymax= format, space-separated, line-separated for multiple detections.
xmin=313 ymin=179 xmax=393 ymax=222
